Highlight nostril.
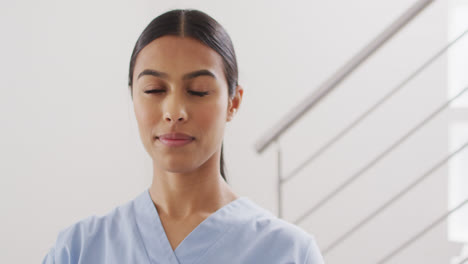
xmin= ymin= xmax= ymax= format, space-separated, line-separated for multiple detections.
xmin=164 ymin=113 xmax=186 ymax=122
xmin=165 ymin=117 xmax=185 ymax=122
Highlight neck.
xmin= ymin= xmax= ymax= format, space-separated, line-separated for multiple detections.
xmin=148 ymin=155 xmax=238 ymax=219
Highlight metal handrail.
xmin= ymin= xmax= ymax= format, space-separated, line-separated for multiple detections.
xmin=293 ymin=85 xmax=468 ymax=224
xmin=254 ymin=0 xmax=434 ymax=154
xmin=458 ymin=256 xmax=468 ymax=264
xmin=276 ymin=141 xmax=283 ymax=218
xmin=282 ymin=27 xmax=468 ymax=184
xmin=322 ymin=138 xmax=468 ymax=255
xmin=377 ymin=195 xmax=468 ymax=264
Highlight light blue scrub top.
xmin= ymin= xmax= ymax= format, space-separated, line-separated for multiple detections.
xmin=42 ymin=189 xmax=324 ymax=264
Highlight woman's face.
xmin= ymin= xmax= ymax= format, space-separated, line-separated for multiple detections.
xmin=132 ymin=36 xmax=241 ymax=174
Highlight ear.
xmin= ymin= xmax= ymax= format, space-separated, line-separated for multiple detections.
xmin=226 ymin=85 xmax=244 ymax=122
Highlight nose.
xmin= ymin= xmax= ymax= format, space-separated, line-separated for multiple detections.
xmin=163 ymin=93 xmax=188 ymax=123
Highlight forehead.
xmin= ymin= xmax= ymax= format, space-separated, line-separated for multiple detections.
xmin=134 ymin=35 xmax=225 ymax=79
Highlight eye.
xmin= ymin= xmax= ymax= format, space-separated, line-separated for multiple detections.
xmin=144 ymin=89 xmax=165 ymax=94
xmin=189 ymin=91 xmax=209 ymax=97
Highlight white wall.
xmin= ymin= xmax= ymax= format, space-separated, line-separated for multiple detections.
xmin=0 ymin=0 xmax=460 ymax=263
xmin=448 ymin=0 xmax=468 ymax=247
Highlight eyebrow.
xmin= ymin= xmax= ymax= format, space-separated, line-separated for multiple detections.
xmin=137 ymin=69 xmax=217 ymax=81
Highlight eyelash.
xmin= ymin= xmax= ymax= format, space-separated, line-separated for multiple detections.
xmin=145 ymin=89 xmax=209 ymax=97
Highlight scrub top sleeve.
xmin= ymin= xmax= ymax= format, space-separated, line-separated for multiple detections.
xmin=303 ymin=236 xmax=325 ymax=264
xmin=42 ymin=246 xmax=72 ymax=264
xmin=41 ymin=247 xmax=55 ymax=264
xmin=42 ymin=230 xmax=72 ymax=264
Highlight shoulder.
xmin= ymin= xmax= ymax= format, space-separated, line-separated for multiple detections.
xmin=253 ymin=213 xmax=322 ymax=257
xmin=235 ymin=198 xmax=325 ymax=263
xmin=43 ymin=195 xmax=139 ymax=263
xmin=59 ymin=197 xmax=135 ymax=245
xmin=239 ymin=198 xmax=313 ymax=242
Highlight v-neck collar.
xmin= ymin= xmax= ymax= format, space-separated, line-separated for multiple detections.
xmin=133 ymin=188 xmax=253 ymax=264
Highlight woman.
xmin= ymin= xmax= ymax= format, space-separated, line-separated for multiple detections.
xmin=43 ymin=9 xmax=324 ymax=264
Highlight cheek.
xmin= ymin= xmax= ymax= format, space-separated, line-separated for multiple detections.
xmin=134 ymin=100 xmax=160 ymax=132
xmin=196 ymin=101 xmax=227 ymax=133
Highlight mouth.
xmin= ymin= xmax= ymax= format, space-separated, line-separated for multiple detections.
xmin=156 ymin=132 xmax=195 ymax=147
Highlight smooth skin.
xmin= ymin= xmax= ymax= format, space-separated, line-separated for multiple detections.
xmin=132 ymin=35 xmax=243 ymax=251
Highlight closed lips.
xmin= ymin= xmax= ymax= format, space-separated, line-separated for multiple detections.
xmin=157 ymin=133 xmax=194 ymax=147
xmin=157 ymin=133 xmax=194 ymax=140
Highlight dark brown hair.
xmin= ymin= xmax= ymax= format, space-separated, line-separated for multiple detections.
xmin=128 ymin=9 xmax=239 ymax=182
